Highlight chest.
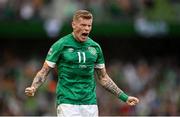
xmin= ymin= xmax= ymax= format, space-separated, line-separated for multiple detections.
xmin=61 ymin=46 xmax=98 ymax=64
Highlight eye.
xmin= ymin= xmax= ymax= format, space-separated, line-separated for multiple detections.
xmin=81 ymin=24 xmax=86 ymax=27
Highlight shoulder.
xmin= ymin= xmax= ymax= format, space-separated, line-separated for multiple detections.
xmin=52 ymin=34 xmax=72 ymax=47
xmin=87 ymin=37 xmax=101 ymax=48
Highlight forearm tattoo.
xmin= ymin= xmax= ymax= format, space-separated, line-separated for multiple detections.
xmin=31 ymin=64 xmax=51 ymax=89
xmin=96 ymin=69 xmax=123 ymax=97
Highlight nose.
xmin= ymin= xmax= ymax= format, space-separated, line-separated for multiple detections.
xmin=85 ymin=25 xmax=91 ymax=31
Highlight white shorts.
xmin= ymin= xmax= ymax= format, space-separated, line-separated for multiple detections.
xmin=57 ymin=104 xmax=98 ymax=117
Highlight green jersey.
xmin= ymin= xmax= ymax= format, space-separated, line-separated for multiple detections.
xmin=46 ymin=33 xmax=105 ymax=105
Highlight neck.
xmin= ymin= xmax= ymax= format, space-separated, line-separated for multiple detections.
xmin=72 ymin=32 xmax=79 ymax=42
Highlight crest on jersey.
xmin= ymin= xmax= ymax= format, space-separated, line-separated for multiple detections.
xmin=88 ymin=47 xmax=96 ymax=55
xmin=68 ymin=48 xmax=74 ymax=52
xmin=48 ymin=48 xmax=53 ymax=55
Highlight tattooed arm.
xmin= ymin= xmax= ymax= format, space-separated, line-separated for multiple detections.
xmin=25 ymin=62 xmax=52 ymax=96
xmin=95 ymin=67 xmax=139 ymax=105
xmin=95 ymin=67 xmax=123 ymax=97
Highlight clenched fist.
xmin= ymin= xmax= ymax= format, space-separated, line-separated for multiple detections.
xmin=25 ymin=86 xmax=36 ymax=96
xmin=126 ymin=96 xmax=139 ymax=106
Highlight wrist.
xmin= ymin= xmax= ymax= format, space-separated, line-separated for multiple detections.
xmin=118 ymin=92 xmax=129 ymax=102
xmin=31 ymin=85 xmax=37 ymax=91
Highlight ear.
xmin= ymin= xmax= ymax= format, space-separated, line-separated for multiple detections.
xmin=72 ymin=21 xmax=75 ymax=29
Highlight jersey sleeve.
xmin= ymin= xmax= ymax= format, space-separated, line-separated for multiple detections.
xmin=45 ymin=40 xmax=63 ymax=68
xmin=95 ymin=44 xmax=105 ymax=69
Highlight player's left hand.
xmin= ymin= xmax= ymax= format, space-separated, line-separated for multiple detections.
xmin=126 ymin=96 xmax=139 ymax=106
xmin=25 ymin=86 xmax=36 ymax=96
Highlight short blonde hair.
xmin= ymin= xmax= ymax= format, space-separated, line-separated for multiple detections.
xmin=73 ymin=10 xmax=93 ymax=21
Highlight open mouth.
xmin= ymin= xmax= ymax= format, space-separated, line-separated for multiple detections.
xmin=82 ymin=33 xmax=89 ymax=37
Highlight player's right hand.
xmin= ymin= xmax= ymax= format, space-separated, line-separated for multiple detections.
xmin=25 ymin=86 xmax=36 ymax=96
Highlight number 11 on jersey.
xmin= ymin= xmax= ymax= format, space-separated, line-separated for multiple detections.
xmin=77 ymin=52 xmax=86 ymax=63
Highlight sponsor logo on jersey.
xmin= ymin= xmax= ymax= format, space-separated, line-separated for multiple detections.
xmin=79 ymin=65 xmax=87 ymax=68
xmin=68 ymin=48 xmax=74 ymax=52
xmin=88 ymin=47 xmax=96 ymax=55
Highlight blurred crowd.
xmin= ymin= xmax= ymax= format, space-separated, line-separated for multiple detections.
xmin=0 ymin=0 xmax=180 ymax=21
xmin=0 ymin=49 xmax=180 ymax=116
xmin=0 ymin=0 xmax=180 ymax=37
xmin=98 ymin=57 xmax=180 ymax=116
